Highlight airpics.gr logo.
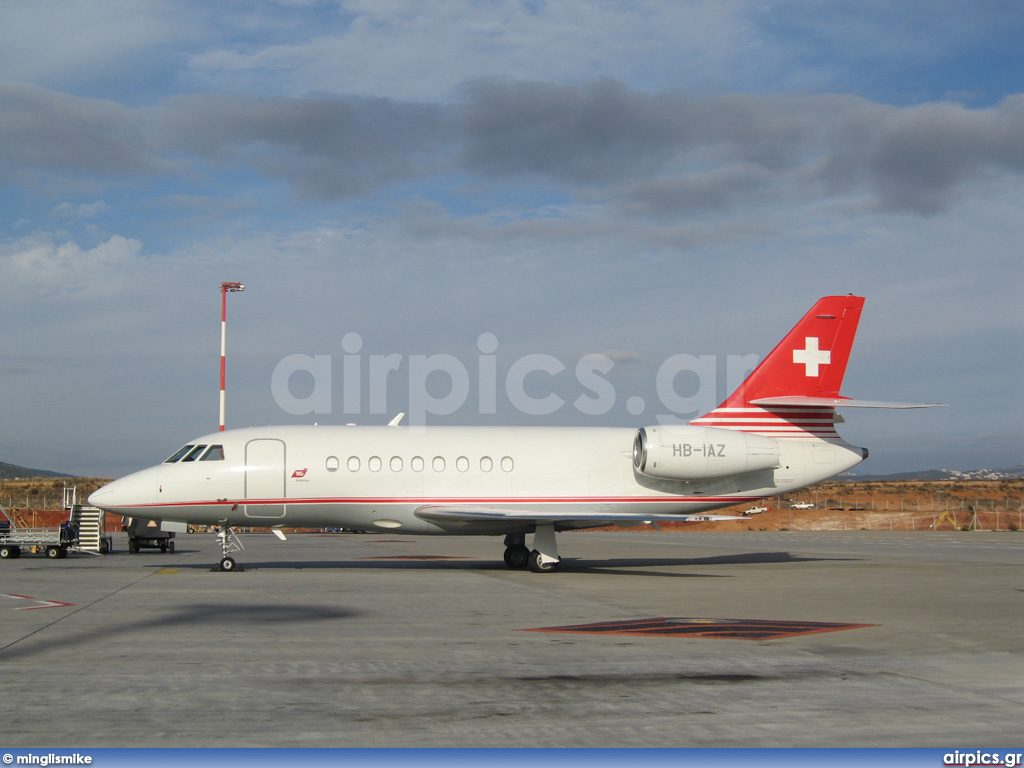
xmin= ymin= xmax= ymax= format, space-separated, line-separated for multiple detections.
xmin=269 ymin=331 xmax=764 ymax=428
xmin=943 ymin=752 xmax=1023 ymax=767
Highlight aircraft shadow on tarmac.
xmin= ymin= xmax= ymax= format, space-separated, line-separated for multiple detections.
xmin=152 ymin=549 xmax=854 ymax=575
xmin=0 ymin=603 xmax=362 ymax=662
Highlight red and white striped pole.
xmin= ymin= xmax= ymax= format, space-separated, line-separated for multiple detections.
xmin=219 ymin=281 xmax=245 ymax=431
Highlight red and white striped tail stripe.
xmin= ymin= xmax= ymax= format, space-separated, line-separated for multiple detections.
xmin=691 ymin=406 xmax=839 ymax=439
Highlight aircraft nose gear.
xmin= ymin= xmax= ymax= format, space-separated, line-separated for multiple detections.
xmin=213 ymin=525 xmax=245 ymax=572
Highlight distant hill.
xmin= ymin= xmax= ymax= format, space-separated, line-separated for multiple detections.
xmin=0 ymin=461 xmax=73 ymax=480
xmin=842 ymin=465 xmax=1024 ymax=482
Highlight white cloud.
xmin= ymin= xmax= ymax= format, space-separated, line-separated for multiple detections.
xmin=54 ymin=201 xmax=110 ymax=219
xmin=0 ymin=233 xmax=143 ymax=298
xmin=181 ymin=0 xmax=754 ymax=100
xmin=0 ymin=0 xmax=179 ymax=88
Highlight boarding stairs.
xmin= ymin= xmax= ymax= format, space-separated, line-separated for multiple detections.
xmin=64 ymin=486 xmax=112 ymax=554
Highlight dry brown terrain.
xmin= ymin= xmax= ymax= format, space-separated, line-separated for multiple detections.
xmin=626 ymin=478 xmax=1024 ymax=533
xmin=2 ymin=476 xmax=1022 ymax=533
xmin=0 ymin=477 xmax=112 ymax=529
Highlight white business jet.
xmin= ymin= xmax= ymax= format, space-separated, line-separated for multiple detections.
xmin=89 ymin=295 xmax=938 ymax=572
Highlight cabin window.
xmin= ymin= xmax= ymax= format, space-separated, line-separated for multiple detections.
xmin=432 ymin=456 xmax=446 ymax=472
xmin=326 ymin=456 xmax=340 ymax=472
xmin=180 ymin=445 xmax=207 ymax=462
xmin=165 ymin=445 xmax=194 ymax=463
xmin=368 ymin=456 xmax=382 ymax=472
xmin=456 ymin=456 xmax=469 ymax=472
xmin=390 ymin=456 xmax=403 ymax=472
xmin=200 ymin=445 xmax=224 ymax=461
xmin=480 ymin=456 xmax=493 ymax=472
xmin=501 ymin=456 xmax=514 ymax=472
xmin=347 ymin=456 xmax=360 ymax=472
xmin=411 ymin=456 xmax=424 ymax=472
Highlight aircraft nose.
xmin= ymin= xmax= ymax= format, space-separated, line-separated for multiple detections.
xmin=89 ymin=467 xmax=159 ymax=511
xmin=87 ymin=483 xmax=117 ymax=508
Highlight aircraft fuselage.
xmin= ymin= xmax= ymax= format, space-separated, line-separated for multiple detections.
xmin=90 ymin=424 xmax=865 ymax=535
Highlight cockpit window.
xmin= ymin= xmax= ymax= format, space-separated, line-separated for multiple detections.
xmin=180 ymin=445 xmax=208 ymax=462
xmin=200 ymin=445 xmax=225 ymax=461
xmin=165 ymin=445 xmax=195 ymax=463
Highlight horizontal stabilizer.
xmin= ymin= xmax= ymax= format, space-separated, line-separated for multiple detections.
xmin=751 ymin=396 xmax=946 ymax=409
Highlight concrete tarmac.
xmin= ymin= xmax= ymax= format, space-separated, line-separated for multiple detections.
xmin=1 ymin=530 xmax=1021 ymax=747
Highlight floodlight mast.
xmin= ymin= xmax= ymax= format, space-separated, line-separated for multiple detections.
xmin=219 ymin=281 xmax=245 ymax=432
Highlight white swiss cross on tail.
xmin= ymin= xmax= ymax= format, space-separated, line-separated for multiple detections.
xmin=793 ymin=337 xmax=831 ymax=377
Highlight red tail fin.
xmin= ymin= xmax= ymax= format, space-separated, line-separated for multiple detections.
xmin=723 ymin=295 xmax=863 ymax=406
xmin=691 ymin=296 xmax=864 ymax=438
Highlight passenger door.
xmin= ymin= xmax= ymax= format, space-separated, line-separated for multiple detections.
xmin=245 ymin=438 xmax=287 ymax=519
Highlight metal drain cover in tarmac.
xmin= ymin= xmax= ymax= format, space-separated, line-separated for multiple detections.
xmin=521 ymin=617 xmax=876 ymax=640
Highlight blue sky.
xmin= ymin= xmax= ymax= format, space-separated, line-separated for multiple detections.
xmin=1 ymin=0 xmax=1022 ymax=477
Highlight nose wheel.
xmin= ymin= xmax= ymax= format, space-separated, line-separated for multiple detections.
xmin=213 ymin=525 xmax=245 ymax=572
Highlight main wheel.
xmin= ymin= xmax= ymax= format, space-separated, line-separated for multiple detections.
xmin=503 ymin=544 xmax=530 ymax=569
xmin=220 ymin=556 xmax=236 ymax=571
xmin=528 ymin=550 xmax=560 ymax=573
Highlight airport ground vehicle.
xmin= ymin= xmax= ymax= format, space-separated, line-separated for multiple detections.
xmin=125 ymin=517 xmax=176 ymax=553
xmin=0 ymin=490 xmax=113 ymax=560
xmin=0 ymin=507 xmax=79 ymax=559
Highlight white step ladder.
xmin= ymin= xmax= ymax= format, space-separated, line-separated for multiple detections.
xmin=65 ymin=486 xmax=112 ymax=554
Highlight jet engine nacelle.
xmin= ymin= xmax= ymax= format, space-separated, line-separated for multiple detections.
xmin=633 ymin=425 xmax=780 ymax=481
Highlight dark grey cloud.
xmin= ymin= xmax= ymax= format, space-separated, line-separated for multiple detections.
xmin=143 ymin=93 xmax=451 ymax=198
xmin=457 ymin=79 xmax=693 ymax=183
xmin=4 ymin=81 xmax=1024 ymax=214
xmin=821 ymin=96 xmax=1024 ymax=212
xmin=0 ymin=83 xmax=160 ymax=178
xmin=457 ymin=80 xmax=841 ymax=184
xmin=457 ymin=80 xmax=1024 ymax=214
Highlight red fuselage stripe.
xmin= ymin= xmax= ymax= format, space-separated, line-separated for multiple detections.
xmin=115 ymin=495 xmax=754 ymax=509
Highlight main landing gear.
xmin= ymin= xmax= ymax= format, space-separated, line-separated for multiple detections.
xmin=212 ymin=525 xmax=245 ymax=572
xmin=503 ymin=525 xmax=561 ymax=573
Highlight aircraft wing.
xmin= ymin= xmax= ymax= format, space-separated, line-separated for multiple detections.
xmin=414 ymin=505 xmax=746 ymax=526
